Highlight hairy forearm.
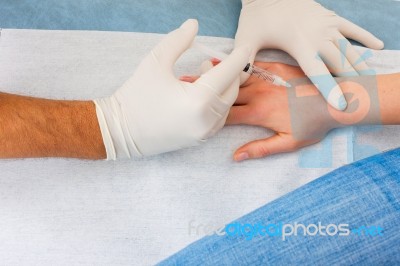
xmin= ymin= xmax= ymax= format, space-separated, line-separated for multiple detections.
xmin=0 ymin=92 xmax=106 ymax=159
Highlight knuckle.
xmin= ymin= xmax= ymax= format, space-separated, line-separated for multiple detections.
xmin=257 ymin=145 xmax=271 ymax=157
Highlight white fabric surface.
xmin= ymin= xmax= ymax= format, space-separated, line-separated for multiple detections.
xmin=0 ymin=29 xmax=398 ymax=266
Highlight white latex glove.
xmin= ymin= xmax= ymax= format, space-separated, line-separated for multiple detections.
xmin=235 ymin=0 xmax=384 ymax=110
xmin=94 ymin=19 xmax=250 ymax=160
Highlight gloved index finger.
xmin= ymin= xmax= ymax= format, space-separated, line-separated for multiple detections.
xmin=195 ymin=45 xmax=251 ymax=96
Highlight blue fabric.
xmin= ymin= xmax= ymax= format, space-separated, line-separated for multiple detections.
xmin=159 ymin=148 xmax=400 ymax=265
xmin=0 ymin=0 xmax=399 ymax=50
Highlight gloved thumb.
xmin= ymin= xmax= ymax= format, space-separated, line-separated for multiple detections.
xmin=152 ymin=19 xmax=199 ymax=69
xmin=233 ymin=135 xmax=296 ymax=161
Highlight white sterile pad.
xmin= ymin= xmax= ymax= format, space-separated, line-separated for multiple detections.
xmin=0 ymin=29 xmax=399 ymax=265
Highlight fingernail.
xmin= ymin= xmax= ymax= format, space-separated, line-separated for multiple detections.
xmin=235 ymin=152 xmax=249 ymax=162
xmin=179 ymin=77 xmax=192 ymax=82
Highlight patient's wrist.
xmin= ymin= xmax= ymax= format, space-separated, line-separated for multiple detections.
xmin=329 ymin=76 xmax=386 ymax=128
xmin=297 ymin=75 xmax=384 ymax=131
xmin=377 ymin=73 xmax=400 ymax=125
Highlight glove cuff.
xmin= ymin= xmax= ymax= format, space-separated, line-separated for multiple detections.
xmin=93 ymin=97 xmax=142 ymax=160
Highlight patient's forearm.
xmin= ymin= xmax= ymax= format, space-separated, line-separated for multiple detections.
xmin=0 ymin=92 xmax=106 ymax=159
xmin=377 ymin=73 xmax=400 ymax=124
xmin=331 ymin=73 xmax=400 ymax=127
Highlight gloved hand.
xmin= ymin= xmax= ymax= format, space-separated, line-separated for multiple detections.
xmin=235 ymin=0 xmax=384 ymax=110
xmin=93 ymin=19 xmax=250 ymax=160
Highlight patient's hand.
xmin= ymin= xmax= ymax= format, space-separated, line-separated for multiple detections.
xmin=181 ymin=60 xmax=339 ymax=161
xmin=226 ymin=61 xmax=339 ymax=161
xmin=182 ymin=60 xmax=389 ymax=162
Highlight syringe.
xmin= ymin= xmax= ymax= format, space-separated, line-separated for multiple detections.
xmin=192 ymin=42 xmax=291 ymax=88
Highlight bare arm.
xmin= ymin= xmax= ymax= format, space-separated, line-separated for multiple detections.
xmin=0 ymin=92 xmax=106 ymax=159
xmin=226 ymin=62 xmax=400 ymax=161
xmin=1 ymin=64 xmax=398 ymax=161
xmin=375 ymin=73 xmax=400 ymax=124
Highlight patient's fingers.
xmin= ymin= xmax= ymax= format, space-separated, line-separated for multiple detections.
xmin=210 ymin=58 xmax=221 ymax=65
xmin=179 ymin=76 xmax=199 ymax=83
xmin=179 ymin=59 xmax=221 ymax=83
xmin=233 ymin=135 xmax=297 ymax=161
